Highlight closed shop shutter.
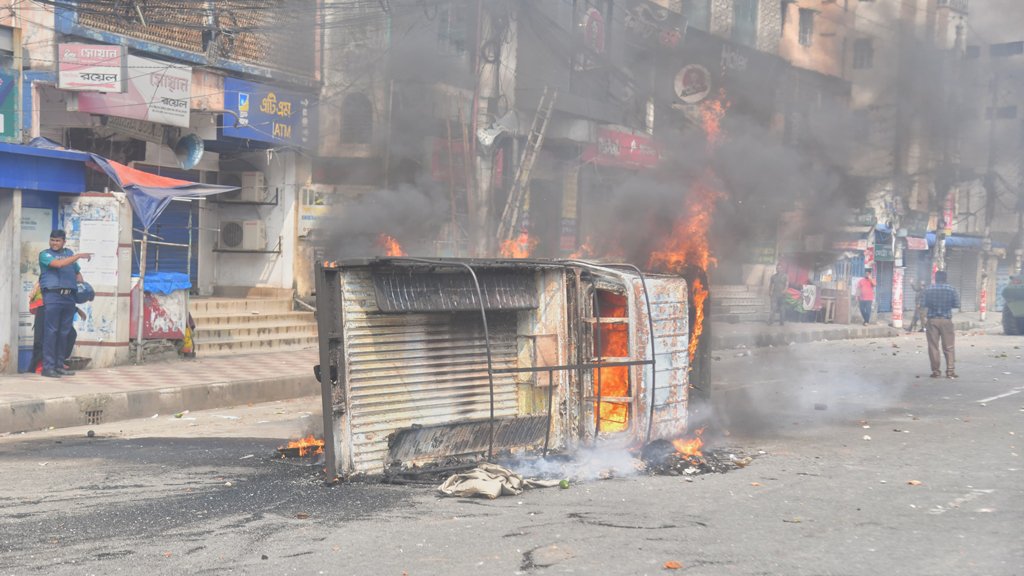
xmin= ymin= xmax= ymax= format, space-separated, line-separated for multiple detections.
xmin=131 ymin=199 xmax=198 ymax=287
xmin=876 ymin=261 xmax=893 ymax=312
xmin=341 ymin=270 xmax=520 ymax=475
xmin=946 ymin=249 xmax=979 ymax=312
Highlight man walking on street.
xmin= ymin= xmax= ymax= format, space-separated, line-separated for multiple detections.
xmin=857 ymin=269 xmax=876 ymax=325
xmin=38 ymin=229 xmax=91 ymax=378
xmin=922 ymin=271 xmax=960 ymax=379
xmin=767 ymin=263 xmax=789 ymax=326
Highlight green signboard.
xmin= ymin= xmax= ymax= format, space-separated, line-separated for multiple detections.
xmin=874 ymin=243 xmax=894 ymax=262
xmin=0 ymin=67 xmax=17 ymax=141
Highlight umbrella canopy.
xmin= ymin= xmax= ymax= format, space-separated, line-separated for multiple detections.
xmin=87 ymin=154 xmax=238 ymax=229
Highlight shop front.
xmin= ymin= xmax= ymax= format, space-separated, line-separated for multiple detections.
xmin=0 ymin=142 xmax=87 ymax=373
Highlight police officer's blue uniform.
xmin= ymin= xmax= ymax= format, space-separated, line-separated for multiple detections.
xmin=39 ymin=248 xmax=79 ymax=375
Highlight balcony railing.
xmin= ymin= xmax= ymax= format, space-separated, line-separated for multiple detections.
xmin=937 ymin=0 xmax=969 ymax=13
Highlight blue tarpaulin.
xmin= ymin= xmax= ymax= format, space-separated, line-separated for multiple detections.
xmin=133 ymin=272 xmax=191 ymax=295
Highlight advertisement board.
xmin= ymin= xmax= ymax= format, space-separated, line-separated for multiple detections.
xmin=57 ymin=43 xmax=124 ymax=92
xmin=0 ymin=67 xmax=17 ymax=141
xmin=223 ymin=77 xmax=316 ymax=149
xmin=75 ymin=55 xmax=191 ymax=127
xmin=581 ymin=125 xmax=660 ymax=169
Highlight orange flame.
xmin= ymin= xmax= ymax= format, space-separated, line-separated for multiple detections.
xmin=377 ymin=234 xmax=407 ymax=256
xmin=688 ymin=279 xmax=708 ymax=362
xmin=281 ymin=434 xmax=325 ymax=457
xmin=594 ymin=291 xmax=630 ymax=432
xmin=569 ymin=237 xmax=596 ymax=259
xmin=500 ymin=229 xmax=538 ymax=258
xmin=672 ymin=427 xmax=705 ymax=458
xmin=699 ymin=91 xmax=729 ymax=148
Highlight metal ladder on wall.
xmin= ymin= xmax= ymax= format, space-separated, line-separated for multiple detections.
xmin=496 ymin=86 xmax=558 ymax=246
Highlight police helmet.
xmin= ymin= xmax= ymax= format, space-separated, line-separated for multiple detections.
xmin=75 ymin=282 xmax=96 ymax=304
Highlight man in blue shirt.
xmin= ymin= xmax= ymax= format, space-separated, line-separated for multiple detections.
xmin=38 ymin=230 xmax=91 ymax=378
xmin=922 ymin=270 xmax=960 ymax=379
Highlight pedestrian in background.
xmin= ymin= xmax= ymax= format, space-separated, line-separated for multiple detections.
xmin=767 ymin=263 xmax=789 ymax=326
xmin=38 ymin=229 xmax=91 ymax=378
xmin=922 ymin=270 xmax=960 ymax=379
xmin=857 ymin=269 xmax=876 ymax=325
xmin=906 ymin=280 xmax=926 ymax=333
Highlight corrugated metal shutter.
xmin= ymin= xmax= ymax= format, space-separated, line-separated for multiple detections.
xmin=341 ymin=270 xmax=520 ymax=475
xmin=949 ymin=249 xmax=979 ymax=312
xmin=132 ymin=200 xmax=198 ymax=285
xmin=902 ymin=252 xmax=929 ymax=311
xmin=130 ymin=165 xmax=203 ymax=287
xmin=876 ymin=262 xmax=893 ymax=312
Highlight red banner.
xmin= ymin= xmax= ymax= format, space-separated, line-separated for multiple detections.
xmin=582 ymin=126 xmax=659 ymax=169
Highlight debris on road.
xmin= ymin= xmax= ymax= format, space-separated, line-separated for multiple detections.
xmin=438 ymin=463 xmax=560 ymax=499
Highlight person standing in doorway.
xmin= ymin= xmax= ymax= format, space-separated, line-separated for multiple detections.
xmin=767 ymin=263 xmax=789 ymax=326
xmin=922 ymin=270 xmax=960 ymax=379
xmin=38 ymin=230 xmax=91 ymax=378
xmin=857 ymin=269 xmax=876 ymax=325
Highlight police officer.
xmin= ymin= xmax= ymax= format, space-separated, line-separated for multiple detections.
xmin=38 ymin=230 xmax=91 ymax=378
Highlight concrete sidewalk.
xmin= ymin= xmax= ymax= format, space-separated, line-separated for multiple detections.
xmin=709 ymin=311 xmax=985 ymax=350
xmin=0 ymin=312 xmax=990 ymax=434
xmin=0 ymin=349 xmax=318 ymax=434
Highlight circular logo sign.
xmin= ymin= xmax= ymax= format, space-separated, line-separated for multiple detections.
xmin=674 ymin=64 xmax=711 ymax=104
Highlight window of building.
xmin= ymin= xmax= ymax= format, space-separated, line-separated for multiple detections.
xmin=853 ymin=38 xmax=873 ymax=69
xmin=682 ymin=0 xmax=711 ymax=32
xmin=437 ymin=2 xmax=469 ymax=56
xmin=732 ymin=0 xmax=759 ymax=47
xmin=1 ymin=25 xmax=13 ymax=69
xmin=798 ymin=8 xmax=814 ymax=46
xmin=990 ymin=41 xmax=1024 ymax=59
xmin=341 ymin=93 xmax=374 ymax=144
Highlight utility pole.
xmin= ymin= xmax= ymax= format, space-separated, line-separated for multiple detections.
xmin=980 ymin=64 xmax=1000 ymax=321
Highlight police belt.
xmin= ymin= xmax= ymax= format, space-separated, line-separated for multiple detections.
xmin=43 ymin=288 xmax=75 ymax=296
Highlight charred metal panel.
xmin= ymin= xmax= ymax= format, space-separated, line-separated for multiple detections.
xmin=341 ymin=270 xmax=520 ymax=475
xmin=372 ymin=269 xmax=538 ymax=312
xmin=632 ymin=276 xmax=690 ymax=440
xmin=388 ymin=415 xmax=551 ymax=464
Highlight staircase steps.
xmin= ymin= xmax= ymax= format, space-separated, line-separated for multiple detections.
xmin=711 ymin=284 xmax=769 ymax=324
xmin=190 ymin=296 xmax=318 ymax=356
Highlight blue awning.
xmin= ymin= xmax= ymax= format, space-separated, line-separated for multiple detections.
xmin=0 ymin=142 xmax=89 ymax=193
xmin=926 ymin=233 xmax=1006 ymax=249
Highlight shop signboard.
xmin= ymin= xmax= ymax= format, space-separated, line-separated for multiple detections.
xmin=874 ymin=243 xmax=895 ymax=262
xmin=833 ymin=238 xmax=868 ymax=251
xmin=223 ymin=77 xmax=316 ymax=149
xmin=74 ymin=55 xmax=191 ymax=127
xmin=848 ymin=208 xmax=877 ymax=227
xmin=657 ymin=27 xmax=784 ymax=123
xmin=906 ymin=237 xmax=929 ymax=251
xmin=581 ymin=125 xmax=660 ymax=169
xmin=57 ymin=43 xmax=124 ymax=92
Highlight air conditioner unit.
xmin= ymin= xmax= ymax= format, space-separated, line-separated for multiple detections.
xmin=218 ymin=171 xmax=266 ymax=203
xmin=220 ymin=220 xmax=267 ymax=251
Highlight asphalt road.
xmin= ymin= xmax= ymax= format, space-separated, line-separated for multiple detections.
xmin=1 ymin=330 xmax=1022 ymax=575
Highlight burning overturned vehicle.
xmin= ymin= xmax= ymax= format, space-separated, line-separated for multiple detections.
xmin=312 ymin=257 xmax=711 ymax=481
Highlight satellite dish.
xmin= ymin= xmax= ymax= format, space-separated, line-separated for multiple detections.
xmin=174 ymin=133 xmax=205 ymax=170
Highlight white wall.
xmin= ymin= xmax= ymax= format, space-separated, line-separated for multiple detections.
xmin=213 ymin=150 xmax=307 ymax=290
